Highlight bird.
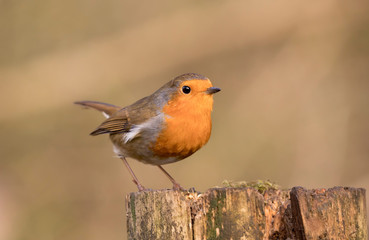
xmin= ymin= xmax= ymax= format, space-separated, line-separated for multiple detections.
xmin=75 ymin=73 xmax=220 ymax=191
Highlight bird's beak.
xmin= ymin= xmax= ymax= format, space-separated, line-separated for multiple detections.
xmin=206 ymin=87 xmax=221 ymax=95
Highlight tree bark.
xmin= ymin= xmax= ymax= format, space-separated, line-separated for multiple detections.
xmin=126 ymin=186 xmax=367 ymax=240
xmin=193 ymin=188 xmax=266 ymax=240
xmin=126 ymin=190 xmax=193 ymax=240
xmin=291 ymin=186 xmax=367 ymax=240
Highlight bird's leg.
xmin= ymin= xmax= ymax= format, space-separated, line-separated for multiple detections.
xmin=157 ymin=165 xmax=185 ymax=191
xmin=120 ymin=156 xmax=146 ymax=191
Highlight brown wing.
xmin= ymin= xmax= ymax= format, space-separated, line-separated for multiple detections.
xmin=90 ymin=115 xmax=131 ymax=135
xmin=74 ymin=100 xmax=128 ymax=135
xmin=89 ymin=96 xmax=159 ymax=136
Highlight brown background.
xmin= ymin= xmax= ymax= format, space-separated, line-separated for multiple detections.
xmin=1 ymin=1 xmax=369 ymax=239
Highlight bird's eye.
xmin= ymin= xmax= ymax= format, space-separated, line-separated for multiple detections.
xmin=182 ymin=86 xmax=191 ymax=94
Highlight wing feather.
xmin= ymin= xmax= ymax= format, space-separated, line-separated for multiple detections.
xmin=81 ymin=95 xmax=159 ymax=137
xmin=90 ymin=116 xmax=131 ymax=136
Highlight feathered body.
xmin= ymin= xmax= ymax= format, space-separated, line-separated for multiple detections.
xmin=75 ymin=73 xmax=219 ymax=166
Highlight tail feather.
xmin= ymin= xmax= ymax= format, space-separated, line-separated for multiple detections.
xmin=74 ymin=101 xmax=121 ymax=118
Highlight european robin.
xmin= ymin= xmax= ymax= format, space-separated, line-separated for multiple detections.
xmin=75 ymin=73 xmax=220 ymax=191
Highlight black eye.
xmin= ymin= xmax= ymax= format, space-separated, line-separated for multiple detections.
xmin=182 ymin=86 xmax=191 ymax=94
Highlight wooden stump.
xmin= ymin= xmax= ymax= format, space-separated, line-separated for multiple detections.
xmin=291 ymin=187 xmax=368 ymax=240
xmin=263 ymin=189 xmax=293 ymax=239
xmin=193 ymin=188 xmax=266 ymax=240
xmin=126 ymin=186 xmax=367 ymax=240
xmin=126 ymin=190 xmax=192 ymax=240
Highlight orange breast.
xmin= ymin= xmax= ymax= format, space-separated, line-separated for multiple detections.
xmin=151 ymin=92 xmax=213 ymax=159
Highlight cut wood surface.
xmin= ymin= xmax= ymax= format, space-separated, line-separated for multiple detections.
xmin=126 ymin=186 xmax=367 ymax=240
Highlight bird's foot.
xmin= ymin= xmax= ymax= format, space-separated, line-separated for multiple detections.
xmin=172 ymin=182 xmax=185 ymax=191
xmin=133 ymin=180 xmax=146 ymax=191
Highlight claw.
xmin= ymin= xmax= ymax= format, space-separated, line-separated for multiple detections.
xmin=172 ymin=183 xmax=185 ymax=191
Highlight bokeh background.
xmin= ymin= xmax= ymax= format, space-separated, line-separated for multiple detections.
xmin=1 ymin=1 xmax=369 ymax=239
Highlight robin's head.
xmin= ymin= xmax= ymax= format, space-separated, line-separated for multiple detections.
xmin=151 ymin=73 xmax=220 ymax=159
xmin=153 ymin=73 xmax=220 ymax=114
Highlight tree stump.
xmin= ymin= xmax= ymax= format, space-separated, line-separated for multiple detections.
xmin=126 ymin=186 xmax=367 ymax=240
xmin=193 ymin=188 xmax=266 ymax=239
xmin=126 ymin=190 xmax=192 ymax=239
xmin=291 ymin=187 xmax=367 ymax=240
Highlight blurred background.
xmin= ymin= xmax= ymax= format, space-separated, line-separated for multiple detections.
xmin=1 ymin=1 xmax=369 ymax=239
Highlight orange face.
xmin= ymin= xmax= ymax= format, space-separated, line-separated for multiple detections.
xmin=173 ymin=79 xmax=215 ymax=112
xmin=152 ymin=79 xmax=218 ymax=159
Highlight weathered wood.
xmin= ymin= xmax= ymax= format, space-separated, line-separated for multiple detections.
xmin=126 ymin=190 xmax=193 ymax=240
xmin=126 ymin=186 xmax=368 ymax=240
xmin=291 ymin=186 xmax=367 ymax=240
xmin=193 ymin=188 xmax=266 ymax=240
xmin=263 ymin=189 xmax=294 ymax=239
